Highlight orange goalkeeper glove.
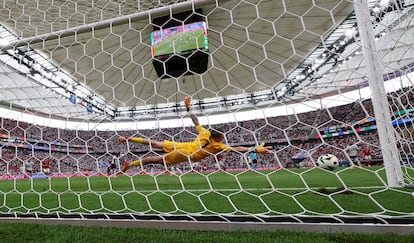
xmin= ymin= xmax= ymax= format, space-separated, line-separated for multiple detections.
xmin=185 ymin=96 xmax=191 ymax=112
xmin=255 ymin=143 xmax=272 ymax=154
xmin=119 ymin=136 xmax=127 ymax=143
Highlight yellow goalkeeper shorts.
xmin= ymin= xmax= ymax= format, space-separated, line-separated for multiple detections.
xmin=163 ymin=140 xmax=194 ymax=165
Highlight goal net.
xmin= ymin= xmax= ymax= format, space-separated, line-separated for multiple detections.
xmin=0 ymin=0 xmax=413 ymax=225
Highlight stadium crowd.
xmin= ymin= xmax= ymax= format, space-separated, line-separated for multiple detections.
xmin=0 ymin=90 xmax=413 ymax=176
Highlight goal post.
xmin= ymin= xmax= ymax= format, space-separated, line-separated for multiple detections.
xmin=353 ymin=0 xmax=404 ymax=187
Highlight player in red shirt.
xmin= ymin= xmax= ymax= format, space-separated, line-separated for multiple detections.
xmin=42 ymin=158 xmax=51 ymax=175
xmin=362 ymin=146 xmax=372 ymax=167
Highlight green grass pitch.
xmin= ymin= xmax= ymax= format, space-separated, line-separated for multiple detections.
xmin=0 ymin=167 xmax=413 ymax=217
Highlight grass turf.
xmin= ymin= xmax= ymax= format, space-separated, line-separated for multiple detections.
xmin=0 ymin=222 xmax=413 ymax=242
xmin=0 ymin=166 xmax=413 ymax=217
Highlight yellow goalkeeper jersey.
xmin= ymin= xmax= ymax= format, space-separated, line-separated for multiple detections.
xmin=163 ymin=125 xmax=231 ymax=164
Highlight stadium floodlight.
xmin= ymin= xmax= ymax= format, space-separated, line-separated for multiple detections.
xmin=0 ymin=26 xmax=16 ymax=47
xmin=379 ymin=0 xmax=391 ymax=7
xmin=344 ymin=28 xmax=355 ymax=38
xmin=0 ymin=38 xmax=8 ymax=47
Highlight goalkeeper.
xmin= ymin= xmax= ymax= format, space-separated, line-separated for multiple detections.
xmin=119 ymin=96 xmax=273 ymax=173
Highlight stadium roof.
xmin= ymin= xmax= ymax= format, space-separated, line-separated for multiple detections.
xmin=0 ymin=0 xmax=413 ymax=122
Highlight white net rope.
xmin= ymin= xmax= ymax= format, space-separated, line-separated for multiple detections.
xmin=0 ymin=0 xmax=413 ymax=223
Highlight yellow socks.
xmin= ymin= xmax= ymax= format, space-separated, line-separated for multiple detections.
xmin=129 ymin=137 xmax=144 ymax=143
xmin=130 ymin=159 xmax=142 ymax=167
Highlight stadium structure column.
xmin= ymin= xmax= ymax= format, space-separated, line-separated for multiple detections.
xmin=353 ymin=0 xmax=404 ymax=187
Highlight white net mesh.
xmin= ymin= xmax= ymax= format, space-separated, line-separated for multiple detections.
xmin=0 ymin=0 xmax=413 ymax=224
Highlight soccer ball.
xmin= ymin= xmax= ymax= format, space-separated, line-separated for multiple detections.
xmin=316 ymin=154 xmax=339 ymax=170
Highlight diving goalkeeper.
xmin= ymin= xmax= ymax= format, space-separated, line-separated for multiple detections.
xmin=119 ymin=96 xmax=273 ymax=173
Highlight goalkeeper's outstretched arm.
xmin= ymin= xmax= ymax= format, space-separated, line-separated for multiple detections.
xmin=185 ymin=96 xmax=200 ymax=126
xmin=230 ymin=143 xmax=273 ymax=155
xmin=190 ymin=113 xmax=199 ymax=126
xmin=185 ymin=95 xmax=191 ymax=112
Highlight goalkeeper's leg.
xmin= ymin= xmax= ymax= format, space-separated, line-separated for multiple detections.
xmin=121 ymin=156 xmax=164 ymax=173
xmin=119 ymin=136 xmax=164 ymax=150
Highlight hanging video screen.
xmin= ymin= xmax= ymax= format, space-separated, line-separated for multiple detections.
xmin=150 ymin=21 xmax=208 ymax=58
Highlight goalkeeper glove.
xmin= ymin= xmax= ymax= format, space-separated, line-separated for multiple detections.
xmin=255 ymin=143 xmax=268 ymax=154
xmin=185 ymin=96 xmax=191 ymax=112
